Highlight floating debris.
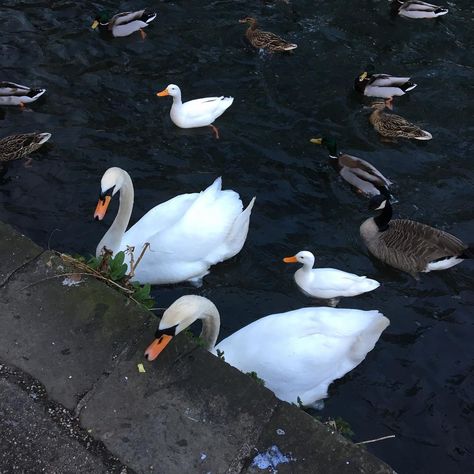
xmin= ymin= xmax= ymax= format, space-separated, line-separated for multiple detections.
xmin=137 ymin=363 xmax=146 ymax=373
xmin=252 ymin=445 xmax=295 ymax=472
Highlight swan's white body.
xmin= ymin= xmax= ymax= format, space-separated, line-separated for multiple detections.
xmin=285 ymin=251 xmax=380 ymax=301
xmin=148 ymin=296 xmax=389 ymax=406
xmin=95 ymin=168 xmax=255 ymax=285
xmin=0 ymin=81 xmax=46 ymax=106
xmin=158 ymin=84 xmax=233 ymax=129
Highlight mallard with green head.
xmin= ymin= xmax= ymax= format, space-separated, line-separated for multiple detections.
xmin=91 ymin=10 xmax=157 ymax=39
xmin=239 ymin=17 xmax=297 ymax=52
xmin=0 ymin=82 xmax=46 ymax=107
xmin=355 ymin=69 xmax=417 ymax=99
xmin=310 ymin=136 xmax=392 ymax=197
xmin=391 ymin=1 xmax=448 ymax=19
xmin=369 ymin=100 xmax=432 ymax=140
xmin=0 ymin=133 xmax=51 ymax=165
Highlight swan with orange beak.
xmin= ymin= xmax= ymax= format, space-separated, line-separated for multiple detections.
xmin=156 ymin=84 xmax=233 ymax=139
xmin=144 ymin=295 xmax=389 ymax=408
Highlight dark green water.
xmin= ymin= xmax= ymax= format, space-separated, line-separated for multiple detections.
xmin=1 ymin=1 xmax=473 ymax=472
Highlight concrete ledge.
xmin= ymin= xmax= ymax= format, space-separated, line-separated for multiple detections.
xmin=0 ymin=221 xmax=395 ymax=473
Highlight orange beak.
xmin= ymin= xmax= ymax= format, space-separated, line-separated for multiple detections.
xmin=94 ymin=195 xmax=111 ymax=220
xmin=156 ymin=88 xmax=169 ymax=97
xmin=144 ymin=334 xmax=173 ymax=361
xmin=283 ymin=256 xmax=298 ymax=263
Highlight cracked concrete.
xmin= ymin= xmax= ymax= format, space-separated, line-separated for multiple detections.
xmin=0 ymin=221 xmax=395 ymax=473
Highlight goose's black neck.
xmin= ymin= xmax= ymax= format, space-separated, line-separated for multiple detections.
xmin=374 ymin=199 xmax=392 ymax=231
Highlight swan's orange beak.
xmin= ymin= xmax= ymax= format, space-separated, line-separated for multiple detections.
xmin=283 ymin=256 xmax=298 ymax=263
xmin=94 ymin=196 xmax=111 ymax=221
xmin=156 ymin=88 xmax=169 ymax=97
xmin=144 ymin=334 xmax=173 ymax=361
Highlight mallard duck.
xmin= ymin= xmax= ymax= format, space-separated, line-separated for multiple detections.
xmin=0 ymin=133 xmax=51 ymax=164
xmin=355 ymin=71 xmax=417 ymax=99
xmin=156 ymin=84 xmax=233 ymax=139
xmin=239 ymin=17 xmax=297 ymax=52
xmin=369 ymin=100 xmax=432 ymax=140
xmin=94 ymin=168 xmax=255 ymax=285
xmin=91 ymin=10 xmax=157 ymax=39
xmin=145 ymin=295 xmax=389 ymax=407
xmin=391 ymin=1 xmax=448 ymax=19
xmin=310 ymin=136 xmax=392 ymax=197
xmin=360 ymin=192 xmax=472 ymax=277
xmin=283 ymin=251 xmax=380 ymax=307
xmin=0 ymin=82 xmax=46 ymax=107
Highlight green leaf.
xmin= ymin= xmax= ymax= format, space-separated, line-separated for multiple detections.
xmin=108 ymin=251 xmax=128 ymax=280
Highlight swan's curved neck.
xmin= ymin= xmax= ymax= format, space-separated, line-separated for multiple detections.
xmin=96 ymin=172 xmax=134 ymax=256
xmin=374 ymin=200 xmax=392 ymax=232
xmin=198 ymin=303 xmax=221 ymax=351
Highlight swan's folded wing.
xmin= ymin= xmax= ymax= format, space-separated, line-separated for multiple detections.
xmin=123 ymin=193 xmax=198 ymax=249
xmin=216 ymin=307 xmax=389 ymax=404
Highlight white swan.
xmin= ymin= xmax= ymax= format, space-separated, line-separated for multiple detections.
xmin=283 ymin=251 xmax=380 ymax=306
xmin=156 ymin=84 xmax=234 ymax=139
xmin=94 ymin=167 xmax=255 ymax=285
xmin=144 ymin=295 xmax=389 ymax=407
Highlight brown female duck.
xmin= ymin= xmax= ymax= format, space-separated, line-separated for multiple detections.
xmin=239 ymin=17 xmax=297 ymax=52
xmin=369 ymin=100 xmax=432 ymax=140
xmin=0 ymin=132 xmax=51 ymax=164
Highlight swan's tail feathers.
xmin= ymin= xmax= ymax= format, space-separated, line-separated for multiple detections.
xmin=350 ymin=311 xmax=389 ymax=362
xmin=414 ymin=129 xmax=432 ymax=140
xmin=204 ymin=176 xmax=223 ymax=198
xmin=224 ymin=196 xmax=256 ymax=258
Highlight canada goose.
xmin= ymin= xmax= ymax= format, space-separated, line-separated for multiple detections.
xmin=360 ymin=194 xmax=473 ymax=277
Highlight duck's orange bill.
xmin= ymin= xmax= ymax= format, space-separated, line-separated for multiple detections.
xmin=283 ymin=256 xmax=298 ymax=263
xmin=144 ymin=334 xmax=173 ymax=361
xmin=156 ymin=88 xmax=169 ymax=97
xmin=94 ymin=195 xmax=111 ymax=221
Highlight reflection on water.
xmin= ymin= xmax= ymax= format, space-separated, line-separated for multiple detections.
xmin=1 ymin=1 xmax=473 ymax=472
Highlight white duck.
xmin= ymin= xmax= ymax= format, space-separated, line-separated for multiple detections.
xmin=283 ymin=251 xmax=380 ymax=306
xmin=0 ymin=81 xmax=46 ymax=106
xmin=391 ymin=1 xmax=448 ymax=19
xmin=94 ymin=167 xmax=255 ymax=285
xmin=156 ymin=84 xmax=234 ymax=139
xmin=144 ymin=295 xmax=389 ymax=407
